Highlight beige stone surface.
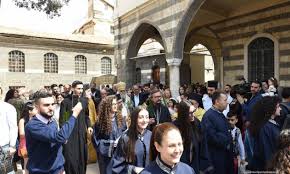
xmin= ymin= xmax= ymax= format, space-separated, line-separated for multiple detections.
xmin=0 ymin=28 xmax=116 ymax=92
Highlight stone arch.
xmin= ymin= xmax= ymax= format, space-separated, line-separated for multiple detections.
xmin=123 ymin=21 xmax=168 ymax=86
xmin=126 ymin=21 xmax=167 ymax=59
xmin=183 ymin=27 xmax=222 ymax=81
xmin=244 ymin=33 xmax=279 ymax=81
xmin=172 ymin=0 xmax=206 ymax=59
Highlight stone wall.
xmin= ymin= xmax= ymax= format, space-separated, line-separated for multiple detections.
xmin=208 ymin=2 xmax=290 ymax=86
xmin=0 ymin=42 xmax=115 ymax=92
xmin=115 ymin=0 xmax=290 ymax=87
xmin=114 ymin=0 xmax=187 ymax=85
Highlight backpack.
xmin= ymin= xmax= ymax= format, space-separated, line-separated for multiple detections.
xmin=280 ymin=103 xmax=290 ymax=129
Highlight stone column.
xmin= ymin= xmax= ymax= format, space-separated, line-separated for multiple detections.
xmin=166 ymin=58 xmax=182 ymax=98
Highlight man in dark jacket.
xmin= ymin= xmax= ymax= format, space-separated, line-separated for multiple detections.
xmin=59 ymin=80 xmax=92 ymax=174
xmin=146 ymin=89 xmax=171 ymax=130
xmin=278 ymin=87 xmax=290 ymax=128
xmin=131 ymin=85 xmax=145 ymax=107
xmin=238 ymin=81 xmax=262 ymax=128
xmin=201 ymin=91 xmax=234 ymax=174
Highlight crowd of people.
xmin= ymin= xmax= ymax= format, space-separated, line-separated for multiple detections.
xmin=1 ymin=76 xmax=290 ymax=174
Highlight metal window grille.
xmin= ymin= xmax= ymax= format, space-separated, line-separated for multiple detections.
xmin=101 ymin=57 xmax=111 ymax=75
xmin=75 ymin=55 xmax=87 ymax=74
xmin=248 ymin=37 xmax=274 ymax=82
xmin=44 ymin=53 xmax=58 ymax=73
xmin=8 ymin=50 xmax=25 ymax=72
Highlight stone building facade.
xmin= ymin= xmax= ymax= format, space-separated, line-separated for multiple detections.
xmin=0 ymin=27 xmax=115 ymax=92
xmin=114 ymin=0 xmax=290 ymax=97
xmin=0 ymin=0 xmax=116 ymax=92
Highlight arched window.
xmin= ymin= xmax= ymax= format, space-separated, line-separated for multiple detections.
xmin=75 ymin=55 xmax=87 ymax=74
xmin=44 ymin=53 xmax=58 ymax=73
xmin=101 ymin=57 xmax=111 ymax=74
xmin=248 ymin=37 xmax=274 ymax=81
xmin=9 ymin=50 xmax=25 ymax=72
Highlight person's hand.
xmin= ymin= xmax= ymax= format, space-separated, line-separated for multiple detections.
xmin=240 ymin=160 xmax=246 ymax=165
xmin=87 ymin=127 xmax=93 ymax=135
xmin=149 ymin=118 xmax=155 ymax=125
xmin=9 ymin=147 xmax=16 ymax=155
xmin=134 ymin=167 xmax=144 ymax=174
xmin=72 ymin=102 xmax=83 ymax=118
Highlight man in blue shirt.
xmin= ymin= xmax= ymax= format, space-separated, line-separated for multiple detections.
xmin=25 ymin=91 xmax=83 ymax=174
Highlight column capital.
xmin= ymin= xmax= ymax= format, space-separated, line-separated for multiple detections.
xmin=166 ymin=58 xmax=182 ymax=66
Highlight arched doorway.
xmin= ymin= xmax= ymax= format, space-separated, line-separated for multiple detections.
xmin=173 ymin=0 xmax=284 ymax=86
xmin=126 ymin=23 xmax=167 ymax=86
xmin=181 ymin=44 xmax=215 ymax=84
xmin=181 ymin=26 xmax=221 ymax=84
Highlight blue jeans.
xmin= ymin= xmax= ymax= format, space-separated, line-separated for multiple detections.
xmin=0 ymin=145 xmax=15 ymax=174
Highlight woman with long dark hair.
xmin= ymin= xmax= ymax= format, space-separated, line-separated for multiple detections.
xmin=271 ymin=129 xmax=290 ymax=173
xmin=176 ymin=86 xmax=185 ymax=103
xmin=140 ymin=122 xmax=195 ymax=174
xmin=93 ymin=95 xmax=126 ymax=174
xmin=18 ymin=101 xmax=37 ymax=174
xmin=174 ymin=101 xmax=212 ymax=173
xmin=112 ymin=107 xmax=151 ymax=174
xmin=4 ymin=89 xmax=17 ymax=102
xmin=248 ymin=96 xmax=281 ymax=170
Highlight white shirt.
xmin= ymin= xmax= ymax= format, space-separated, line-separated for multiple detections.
xmin=231 ymin=127 xmax=245 ymax=160
xmin=227 ymin=94 xmax=233 ymax=104
xmin=223 ymin=94 xmax=233 ymax=117
xmin=176 ymin=96 xmax=182 ymax=103
xmin=202 ymin=94 xmax=230 ymax=116
xmin=53 ymin=104 xmax=61 ymax=125
xmin=36 ymin=114 xmax=50 ymax=124
xmin=0 ymin=101 xmax=18 ymax=147
xmin=121 ymin=104 xmax=128 ymax=118
xmin=202 ymin=94 xmax=212 ymax=111
xmin=133 ymin=94 xmax=140 ymax=107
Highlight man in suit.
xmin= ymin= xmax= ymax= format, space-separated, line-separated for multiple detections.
xmin=131 ymin=85 xmax=145 ymax=108
xmin=201 ymin=91 xmax=234 ymax=174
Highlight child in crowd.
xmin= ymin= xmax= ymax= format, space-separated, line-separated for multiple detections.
xmin=267 ymin=77 xmax=278 ymax=95
xmin=167 ymin=98 xmax=177 ymax=121
xmin=227 ymin=111 xmax=246 ymax=174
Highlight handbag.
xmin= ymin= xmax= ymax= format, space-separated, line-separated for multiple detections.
xmin=0 ymin=145 xmax=14 ymax=173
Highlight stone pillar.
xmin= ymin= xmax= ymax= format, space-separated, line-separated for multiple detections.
xmin=166 ymin=58 xmax=182 ymax=98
